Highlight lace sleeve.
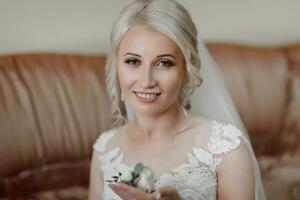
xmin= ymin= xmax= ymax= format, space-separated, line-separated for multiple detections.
xmin=93 ymin=129 xmax=117 ymax=153
xmin=92 ymin=128 xmax=125 ymax=170
xmin=208 ymin=120 xmax=249 ymax=155
xmin=182 ymin=120 xmax=250 ymax=171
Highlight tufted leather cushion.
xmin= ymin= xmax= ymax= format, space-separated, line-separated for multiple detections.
xmin=0 ymin=54 xmax=113 ymax=196
xmin=207 ymin=44 xmax=289 ymax=155
xmin=280 ymin=45 xmax=300 ymax=154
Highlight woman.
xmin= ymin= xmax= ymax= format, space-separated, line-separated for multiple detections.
xmin=88 ymin=0 xmax=266 ymax=199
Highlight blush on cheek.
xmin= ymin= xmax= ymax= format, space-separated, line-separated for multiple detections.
xmin=168 ymin=83 xmax=182 ymax=102
xmin=155 ymin=70 xmax=183 ymax=88
xmin=159 ymin=75 xmax=183 ymax=104
xmin=117 ymin=66 xmax=138 ymax=96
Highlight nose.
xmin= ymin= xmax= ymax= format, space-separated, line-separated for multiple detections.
xmin=141 ymin=66 xmax=156 ymax=89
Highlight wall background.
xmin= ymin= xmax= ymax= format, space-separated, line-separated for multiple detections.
xmin=0 ymin=0 xmax=299 ymax=55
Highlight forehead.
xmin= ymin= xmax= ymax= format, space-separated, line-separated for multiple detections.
xmin=118 ymin=26 xmax=182 ymax=57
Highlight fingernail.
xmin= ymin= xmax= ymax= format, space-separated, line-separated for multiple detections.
xmin=155 ymin=192 xmax=161 ymax=199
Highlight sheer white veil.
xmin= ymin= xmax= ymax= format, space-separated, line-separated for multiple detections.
xmin=194 ymin=39 xmax=266 ymax=200
xmin=124 ymin=38 xmax=266 ymax=200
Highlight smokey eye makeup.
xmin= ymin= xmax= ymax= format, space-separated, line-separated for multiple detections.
xmin=124 ymin=58 xmax=141 ymax=66
xmin=156 ymin=59 xmax=175 ymax=68
xmin=123 ymin=58 xmax=175 ymax=68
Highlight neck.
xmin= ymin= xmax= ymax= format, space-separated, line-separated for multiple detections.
xmin=131 ymin=102 xmax=188 ymax=143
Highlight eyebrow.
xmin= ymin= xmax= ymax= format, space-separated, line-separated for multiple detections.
xmin=123 ymin=52 xmax=176 ymax=59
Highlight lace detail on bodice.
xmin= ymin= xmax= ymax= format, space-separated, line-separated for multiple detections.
xmin=93 ymin=120 xmax=247 ymax=200
xmin=208 ymin=122 xmax=246 ymax=155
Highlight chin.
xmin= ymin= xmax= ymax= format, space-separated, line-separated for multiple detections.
xmin=131 ymin=105 xmax=163 ymax=116
xmin=130 ymin=102 xmax=177 ymax=118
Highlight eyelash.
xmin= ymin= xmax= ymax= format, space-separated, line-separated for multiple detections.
xmin=124 ymin=58 xmax=175 ymax=68
xmin=124 ymin=59 xmax=140 ymax=66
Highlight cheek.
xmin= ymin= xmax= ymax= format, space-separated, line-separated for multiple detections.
xmin=155 ymin=70 xmax=183 ymax=95
xmin=117 ymin=65 xmax=137 ymax=91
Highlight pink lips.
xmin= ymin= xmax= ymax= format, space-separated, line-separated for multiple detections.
xmin=133 ymin=91 xmax=161 ymax=103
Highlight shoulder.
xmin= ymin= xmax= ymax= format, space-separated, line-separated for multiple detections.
xmin=93 ymin=126 xmax=122 ymax=153
xmin=208 ymin=120 xmax=248 ymax=155
xmin=191 ymin=116 xmax=251 ymax=165
xmin=206 ymin=120 xmax=253 ymax=172
xmin=191 ymin=115 xmax=248 ymax=150
xmin=213 ymin=122 xmax=255 ymax=198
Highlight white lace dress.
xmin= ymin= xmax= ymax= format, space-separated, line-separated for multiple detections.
xmin=93 ymin=120 xmax=248 ymax=200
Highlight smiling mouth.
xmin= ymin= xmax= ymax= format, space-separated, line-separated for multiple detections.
xmin=133 ymin=91 xmax=162 ymax=99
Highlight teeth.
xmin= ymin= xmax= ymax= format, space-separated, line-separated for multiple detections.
xmin=136 ymin=92 xmax=158 ymax=99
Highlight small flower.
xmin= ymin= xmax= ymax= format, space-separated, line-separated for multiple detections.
xmin=119 ymin=167 xmax=134 ymax=183
xmin=134 ymin=165 xmax=156 ymax=193
xmin=106 ymin=162 xmax=156 ymax=193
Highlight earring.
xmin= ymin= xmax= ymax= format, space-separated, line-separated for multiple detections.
xmin=183 ymin=97 xmax=191 ymax=110
xmin=182 ymin=103 xmax=189 ymax=118
xmin=121 ymin=91 xmax=124 ymax=102
xmin=181 ymin=82 xmax=192 ymax=115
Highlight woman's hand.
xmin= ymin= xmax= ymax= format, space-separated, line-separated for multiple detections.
xmin=109 ymin=182 xmax=182 ymax=200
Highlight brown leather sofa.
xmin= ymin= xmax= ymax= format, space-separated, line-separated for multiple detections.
xmin=0 ymin=43 xmax=299 ymax=200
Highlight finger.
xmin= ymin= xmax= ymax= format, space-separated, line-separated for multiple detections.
xmin=109 ymin=182 xmax=143 ymax=195
xmin=109 ymin=184 xmax=133 ymax=200
xmin=125 ymin=186 xmax=150 ymax=199
xmin=109 ymin=183 xmax=149 ymax=200
xmin=148 ymin=191 xmax=162 ymax=200
xmin=117 ymin=192 xmax=136 ymax=200
xmin=108 ymin=182 xmax=130 ymax=192
xmin=108 ymin=183 xmax=128 ymax=198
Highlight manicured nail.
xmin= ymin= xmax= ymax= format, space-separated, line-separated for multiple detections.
xmin=154 ymin=192 xmax=161 ymax=199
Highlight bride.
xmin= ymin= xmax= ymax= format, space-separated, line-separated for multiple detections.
xmin=88 ymin=0 xmax=266 ymax=199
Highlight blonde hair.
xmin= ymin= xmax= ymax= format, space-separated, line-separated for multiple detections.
xmin=105 ymin=0 xmax=203 ymax=126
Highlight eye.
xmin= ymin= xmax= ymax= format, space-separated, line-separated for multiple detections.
xmin=157 ymin=60 xmax=175 ymax=68
xmin=124 ymin=58 xmax=141 ymax=66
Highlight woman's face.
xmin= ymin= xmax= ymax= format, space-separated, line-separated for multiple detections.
xmin=117 ymin=25 xmax=186 ymax=116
